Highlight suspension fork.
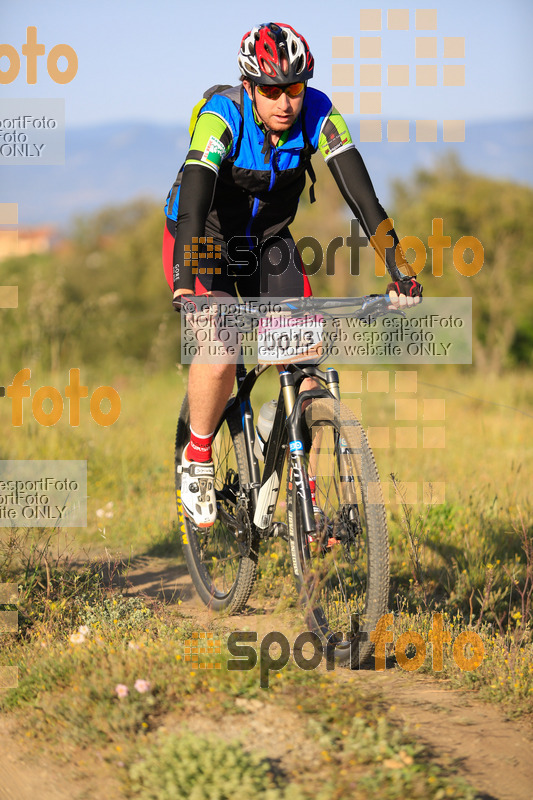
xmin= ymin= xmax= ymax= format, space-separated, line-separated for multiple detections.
xmin=281 ymin=371 xmax=316 ymax=535
xmin=235 ymin=361 xmax=261 ymax=509
xmin=325 ymin=368 xmax=358 ymax=514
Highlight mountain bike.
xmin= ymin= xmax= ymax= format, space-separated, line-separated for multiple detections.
xmin=174 ymin=295 xmax=404 ymax=667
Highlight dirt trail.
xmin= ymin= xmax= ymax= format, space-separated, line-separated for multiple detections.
xmin=0 ymin=714 xmax=124 ymax=800
xmin=1 ymin=554 xmax=532 ymax=800
xmin=125 ymin=555 xmax=533 ymax=800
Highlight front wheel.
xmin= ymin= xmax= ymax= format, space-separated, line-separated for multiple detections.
xmin=287 ymin=398 xmax=389 ymax=667
xmin=175 ymin=394 xmax=259 ymax=613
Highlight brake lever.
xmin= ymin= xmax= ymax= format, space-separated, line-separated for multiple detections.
xmin=359 ymin=295 xmax=390 ymax=322
xmin=386 ymin=307 xmax=407 ymax=318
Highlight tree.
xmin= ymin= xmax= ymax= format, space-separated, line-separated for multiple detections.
xmin=390 ymin=154 xmax=533 ymax=371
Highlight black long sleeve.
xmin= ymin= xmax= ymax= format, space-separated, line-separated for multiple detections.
xmin=327 ymin=147 xmax=410 ymax=281
xmin=172 ymin=164 xmax=217 ymax=292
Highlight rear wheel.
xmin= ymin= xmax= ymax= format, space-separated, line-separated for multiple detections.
xmin=287 ymin=398 xmax=389 ymax=667
xmin=175 ymin=394 xmax=259 ymax=612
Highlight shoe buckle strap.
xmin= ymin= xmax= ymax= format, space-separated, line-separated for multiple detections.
xmin=186 ymin=462 xmax=214 ymax=478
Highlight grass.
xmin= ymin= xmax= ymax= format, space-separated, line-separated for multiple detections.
xmin=128 ymin=728 xmax=309 ymax=800
xmin=1 ymin=363 xmax=532 ymax=796
xmin=1 ymin=593 xmax=477 ymax=799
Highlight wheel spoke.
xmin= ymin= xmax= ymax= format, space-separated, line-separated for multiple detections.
xmin=289 ymin=398 xmax=389 ymax=666
xmin=176 ymin=396 xmax=258 ymax=612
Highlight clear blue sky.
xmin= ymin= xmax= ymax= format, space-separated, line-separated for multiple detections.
xmin=2 ymin=0 xmax=532 ymax=126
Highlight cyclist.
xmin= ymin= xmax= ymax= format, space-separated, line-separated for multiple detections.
xmin=163 ymin=22 xmax=422 ymax=528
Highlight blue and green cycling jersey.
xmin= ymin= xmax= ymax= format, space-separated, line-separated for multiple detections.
xmin=166 ymin=86 xmax=353 ymax=228
xmin=166 ymin=84 xmax=408 ymax=292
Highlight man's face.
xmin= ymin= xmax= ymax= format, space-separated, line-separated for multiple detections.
xmin=243 ymin=79 xmax=305 ymax=132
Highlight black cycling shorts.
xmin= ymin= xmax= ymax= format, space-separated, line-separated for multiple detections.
xmin=163 ymin=218 xmax=312 ymax=298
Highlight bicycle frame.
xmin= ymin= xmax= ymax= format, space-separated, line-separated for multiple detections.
xmin=217 ymin=360 xmax=344 ymax=540
xmin=177 ymin=294 xmax=404 ymax=636
xmin=191 ymin=293 xmax=410 ymax=539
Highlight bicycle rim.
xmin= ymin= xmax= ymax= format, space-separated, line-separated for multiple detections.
xmin=175 ymin=396 xmax=258 ymax=611
xmin=288 ymin=398 xmax=389 ymax=666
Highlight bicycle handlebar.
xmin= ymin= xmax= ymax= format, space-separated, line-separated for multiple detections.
xmin=180 ymin=294 xmax=423 ymax=365
xmin=182 ymin=294 xmax=416 ymax=323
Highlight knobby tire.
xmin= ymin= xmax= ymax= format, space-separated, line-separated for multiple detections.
xmin=287 ymin=397 xmax=389 ymax=667
xmin=175 ymin=394 xmax=259 ymax=613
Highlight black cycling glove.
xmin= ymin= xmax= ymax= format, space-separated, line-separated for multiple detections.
xmin=387 ymin=277 xmax=423 ymax=298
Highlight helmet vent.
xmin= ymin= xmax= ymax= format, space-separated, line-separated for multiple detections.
xmin=239 ymin=22 xmax=314 ymax=83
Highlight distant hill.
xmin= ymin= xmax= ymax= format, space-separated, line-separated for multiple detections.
xmin=1 ymin=122 xmax=190 ymax=230
xmin=360 ymin=117 xmax=533 ymax=206
xmin=1 ymin=118 xmax=532 ymax=228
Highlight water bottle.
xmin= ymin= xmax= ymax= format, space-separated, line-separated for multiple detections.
xmin=253 ymin=400 xmax=277 ymax=461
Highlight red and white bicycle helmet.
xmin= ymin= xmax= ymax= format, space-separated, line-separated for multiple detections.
xmin=238 ymin=22 xmax=314 ymax=84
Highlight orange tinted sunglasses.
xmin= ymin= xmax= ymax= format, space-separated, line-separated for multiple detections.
xmin=256 ymin=82 xmax=305 ymax=100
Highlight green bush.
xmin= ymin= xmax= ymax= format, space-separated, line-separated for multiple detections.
xmin=129 ymin=730 xmax=307 ymax=800
xmin=79 ymin=593 xmax=153 ymax=632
